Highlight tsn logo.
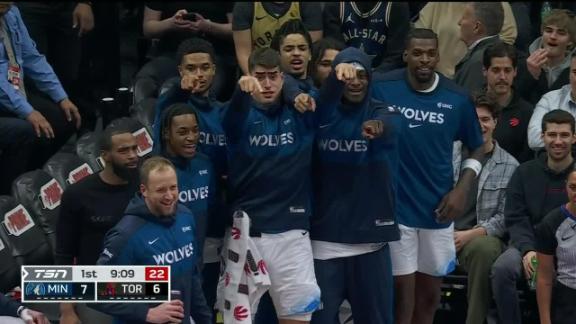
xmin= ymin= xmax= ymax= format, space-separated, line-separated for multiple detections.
xmin=32 ymin=269 xmax=68 ymax=279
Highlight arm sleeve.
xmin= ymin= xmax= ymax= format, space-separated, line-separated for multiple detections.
xmin=89 ymin=228 xmax=150 ymax=322
xmin=232 ymin=2 xmax=253 ymax=31
xmin=0 ymin=294 xmax=21 ymax=317
xmin=499 ymin=2 xmax=518 ymax=45
xmin=458 ymin=98 xmax=484 ymax=152
xmin=54 ymin=189 xmax=82 ymax=265
xmin=300 ymin=3 xmax=323 ymax=31
xmin=221 ymin=85 xmax=252 ymax=144
xmin=322 ymin=2 xmax=344 ymax=41
xmin=376 ymin=2 xmax=410 ymax=73
xmin=527 ymin=95 xmax=549 ymax=149
xmin=535 ymin=211 xmax=560 ymax=255
xmin=504 ymin=168 xmax=536 ymax=256
xmin=13 ymin=7 xmax=67 ymax=103
xmin=481 ymin=182 xmax=509 ymax=238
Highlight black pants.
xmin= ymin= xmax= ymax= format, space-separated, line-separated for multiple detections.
xmin=0 ymin=91 xmax=75 ymax=171
xmin=552 ymin=281 xmax=576 ymax=324
xmin=18 ymin=2 xmax=97 ymax=131
xmin=0 ymin=117 xmax=36 ymax=194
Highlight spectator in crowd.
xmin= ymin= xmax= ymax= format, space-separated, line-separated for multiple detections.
xmin=492 ymin=109 xmax=576 ymax=324
xmin=56 ymin=120 xmax=139 ymax=324
xmin=310 ymin=37 xmax=345 ymax=88
xmin=371 ymin=28 xmax=484 ymax=324
xmin=0 ymin=2 xmax=81 ymax=169
xmin=535 ymin=168 xmax=576 ymax=324
xmin=153 ymin=103 xmax=219 ymax=321
xmin=454 ymin=2 xmax=505 ymax=93
xmin=414 ymin=2 xmax=517 ymax=79
xmin=222 ymin=47 xmax=321 ymax=323
xmin=535 ymin=170 xmax=576 ymax=324
xmin=517 ymin=9 xmax=576 ymax=105
xmin=483 ymin=42 xmax=534 ymax=163
xmin=323 ymin=1 xmax=410 ymax=72
xmin=92 ymin=157 xmax=212 ymax=324
xmin=136 ymin=2 xmax=234 ymax=102
xmin=232 ymin=2 xmax=322 ymax=75
xmin=452 ymin=93 xmax=519 ymax=324
xmin=0 ymin=293 xmax=49 ymax=324
xmin=294 ymin=47 xmax=403 ymax=324
xmin=528 ymin=52 xmax=576 ymax=150
xmin=18 ymin=1 xmax=96 ymax=132
xmin=509 ymin=2 xmax=534 ymax=53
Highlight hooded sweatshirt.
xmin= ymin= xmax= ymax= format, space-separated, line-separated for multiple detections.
xmin=154 ymin=87 xmax=228 ymax=178
xmin=91 ymin=195 xmax=211 ymax=324
xmin=517 ymin=36 xmax=576 ymax=105
xmin=505 ymin=150 xmax=575 ymax=256
xmin=309 ymin=47 xmax=402 ymax=244
xmin=153 ymin=108 xmax=221 ymax=260
xmin=222 ymin=79 xmax=316 ymax=233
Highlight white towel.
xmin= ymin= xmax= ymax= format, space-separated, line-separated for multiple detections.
xmin=216 ymin=211 xmax=271 ymax=323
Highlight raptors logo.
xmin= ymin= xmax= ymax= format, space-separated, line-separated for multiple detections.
xmin=234 ymin=305 xmax=249 ymax=321
xmin=231 ymin=226 xmax=241 ymax=240
xmin=224 ymin=272 xmax=231 ymax=286
xmin=258 ymin=260 xmax=268 ymax=275
xmin=509 ymin=117 xmax=520 ymax=127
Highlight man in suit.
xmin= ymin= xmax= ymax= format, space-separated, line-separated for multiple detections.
xmin=454 ymin=2 xmax=505 ymax=93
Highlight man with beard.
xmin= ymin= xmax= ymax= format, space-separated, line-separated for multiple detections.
xmin=91 ymin=157 xmax=211 ymax=324
xmin=492 ymin=109 xmax=576 ymax=324
xmin=371 ymin=28 xmax=484 ymax=324
xmin=56 ymin=119 xmax=139 ymax=324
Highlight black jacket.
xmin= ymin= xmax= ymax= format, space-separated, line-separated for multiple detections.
xmin=493 ymin=91 xmax=534 ymax=163
xmin=505 ymin=151 xmax=575 ymax=256
xmin=0 ymin=294 xmax=20 ymax=318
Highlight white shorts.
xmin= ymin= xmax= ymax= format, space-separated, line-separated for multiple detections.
xmin=253 ymin=229 xmax=321 ymax=321
xmin=389 ymin=224 xmax=456 ymax=277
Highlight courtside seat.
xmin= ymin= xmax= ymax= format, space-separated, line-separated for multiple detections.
xmin=130 ymin=97 xmax=157 ymax=130
xmin=43 ymin=152 xmax=94 ymax=190
xmin=12 ymin=170 xmax=63 ymax=255
xmin=0 ymin=234 xmax=20 ymax=292
xmin=76 ymin=131 xmax=104 ymax=173
xmin=0 ymin=195 xmax=53 ymax=266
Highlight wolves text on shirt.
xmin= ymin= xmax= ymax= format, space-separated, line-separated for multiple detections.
xmin=249 ymin=133 xmax=295 ymax=147
xmin=179 ymin=186 xmax=209 ymax=203
xmin=391 ymin=104 xmax=445 ymax=125
xmin=199 ymin=131 xmax=226 ymax=146
xmin=318 ymin=138 xmax=368 ymax=153
xmin=152 ymin=242 xmax=195 ymax=265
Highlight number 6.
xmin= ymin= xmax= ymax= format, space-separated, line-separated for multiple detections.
xmin=153 ymin=284 xmax=160 ymax=294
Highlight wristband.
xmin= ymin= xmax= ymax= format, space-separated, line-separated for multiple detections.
xmin=16 ymin=306 xmax=26 ymax=317
xmin=462 ymin=158 xmax=482 ymax=178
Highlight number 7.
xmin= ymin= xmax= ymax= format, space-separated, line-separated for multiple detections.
xmin=81 ymin=284 xmax=87 ymax=294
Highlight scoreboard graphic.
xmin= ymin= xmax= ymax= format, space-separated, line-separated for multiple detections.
xmin=22 ymin=265 xmax=170 ymax=303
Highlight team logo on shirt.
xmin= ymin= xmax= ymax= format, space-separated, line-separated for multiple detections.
xmin=199 ymin=132 xmax=226 ymax=146
xmin=152 ymin=242 xmax=194 ymax=265
xmin=390 ymin=104 xmax=445 ymax=125
xmin=436 ymin=102 xmax=453 ymax=110
xmin=178 ymin=186 xmax=209 ymax=203
xmin=318 ymin=139 xmax=368 ymax=152
xmin=248 ymin=132 xmax=294 ymax=147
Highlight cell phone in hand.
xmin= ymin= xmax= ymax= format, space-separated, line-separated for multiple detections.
xmin=182 ymin=13 xmax=198 ymax=21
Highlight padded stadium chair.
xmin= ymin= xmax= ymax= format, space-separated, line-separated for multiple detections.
xmin=129 ymin=97 xmax=157 ymax=131
xmin=12 ymin=170 xmax=63 ymax=255
xmin=108 ymin=117 xmax=155 ymax=160
xmin=76 ymin=131 xmax=104 ymax=173
xmin=0 ymin=234 xmax=20 ymax=292
xmin=0 ymin=195 xmax=53 ymax=266
xmin=159 ymin=76 xmax=180 ymax=97
xmin=43 ymin=152 xmax=94 ymax=190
